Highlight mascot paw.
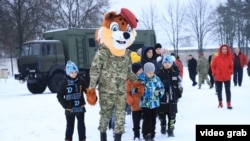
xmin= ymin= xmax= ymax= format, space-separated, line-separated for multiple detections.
xmin=86 ymin=88 xmax=97 ymax=105
xmin=132 ymin=81 xmax=144 ymax=98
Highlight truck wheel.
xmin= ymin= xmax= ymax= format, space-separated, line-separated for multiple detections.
xmin=27 ymin=82 xmax=47 ymax=94
xmin=48 ymin=72 xmax=65 ymax=93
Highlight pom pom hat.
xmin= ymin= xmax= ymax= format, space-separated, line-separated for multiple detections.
xmin=65 ymin=60 xmax=79 ymax=75
xmin=162 ymin=55 xmax=173 ymax=65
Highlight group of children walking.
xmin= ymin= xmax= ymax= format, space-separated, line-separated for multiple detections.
xmin=127 ymin=54 xmax=183 ymax=141
xmin=56 ymin=53 xmax=183 ymax=141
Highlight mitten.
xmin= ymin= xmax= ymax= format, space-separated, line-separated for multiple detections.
xmin=178 ymin=87 xmax=183 ymax=98
xmin=86 ymin=88 xmax=97 ymax=105
xmin=131 ymin=81 xmax=144 ymax=98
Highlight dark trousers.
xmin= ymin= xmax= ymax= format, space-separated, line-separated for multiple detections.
xmin=233 ymin=67 xmax=243 ymax=86
xmin=65 ymin=113 xmax=86 ymax=141
xmin=158 ymin=112 xmax=176 ymax=128
xmin=142 ymin=108 xmax=157 ymax=139
xmin=208 ymin=71 xmax=214 ymax=87
xmin=216 ymin=81 xmax=231 ymax=102
xmin=189 ymin=72 xmax=197 ymax=85
xmin=132 ymin=110 xmax=143 ymax=138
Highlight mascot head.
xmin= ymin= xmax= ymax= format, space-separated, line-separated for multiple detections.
xmin=95 ymin=8 xmax=138 ymax=56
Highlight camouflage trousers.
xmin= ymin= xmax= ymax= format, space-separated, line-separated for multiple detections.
xmin=98 ymin=92 xmax=126 ymax=134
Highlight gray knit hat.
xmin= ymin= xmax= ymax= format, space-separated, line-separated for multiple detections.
xmin=143 ymin=62 xmax=155 ymax=73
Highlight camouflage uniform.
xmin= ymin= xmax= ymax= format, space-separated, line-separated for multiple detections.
xmin=89 ymin=46 xmax=137 ymax=134
xmin=197 ymin=56 xmax=211 ymax=88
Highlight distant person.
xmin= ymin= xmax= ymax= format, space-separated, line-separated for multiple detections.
xmin=211 ymin=44 xmax=233 ymax=109
xmin=157 ymin=55 xmax=183 ymax=137
xmin=247 ymin=59 xmax=250 ymax=77
xmin=171 ymin=53 xmax=184 ymax=79
xmin=140 ymin=46 xmax=159 ymax=73
xmin=138 ymin=62 xmax=165 ymax=141
xmin=208 ymin=53 xmax=218 ymax=94
xmin=57 ymin=60 xmax=89 ymax=141
xmin=197 ymin=52 xmax=211 ymax=89
xmin=154 ymin=43 xmax=162 ymax=57
xmin=232 ymin=47 xmax=248 ymax=86
xmin=187 ymin=54 xmax=198 ymax=86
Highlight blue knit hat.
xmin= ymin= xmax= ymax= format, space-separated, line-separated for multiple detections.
xmin=65 ymin=60 xmax=79 ymax=75
xmin=162 ymin=55 xmax=173 ymax=65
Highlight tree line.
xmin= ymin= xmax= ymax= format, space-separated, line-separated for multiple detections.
xmin=0 ymin=0 xmax=250 ymax=58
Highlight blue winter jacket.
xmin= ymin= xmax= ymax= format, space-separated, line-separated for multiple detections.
xmin=138 ymin=73 xmax=165 ymax=109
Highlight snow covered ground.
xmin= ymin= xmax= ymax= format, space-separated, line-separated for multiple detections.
xmin=0 ymin=67 xmax=250 ymax=141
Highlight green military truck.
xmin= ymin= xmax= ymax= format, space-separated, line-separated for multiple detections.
xmin=14 ymin=28 xmax=156 ymax=94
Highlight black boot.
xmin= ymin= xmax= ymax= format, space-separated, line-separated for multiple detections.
xmin=167 ymin=119 xmax=175 ymax=137
xmin=100 ymin=132 xmax=107 ymax=141
xmin=114 ymin=133 xmax=122 ymax=141
xmin=161 ymin=126 xmax=166 ymax=134
xmin=167 ymin=128 xmax=174 ymax=137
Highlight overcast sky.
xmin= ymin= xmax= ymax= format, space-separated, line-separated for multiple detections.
xmin=108 ymin=0 xmax=227 ymax=47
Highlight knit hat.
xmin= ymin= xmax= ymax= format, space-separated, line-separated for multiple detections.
xmin=65 ymin=60 xmax=79 ymax=75
xmin=154 ymin=43 xmax=162 ymax=49
xmin=143 ymin=62 xmax=155 ymax=73
xmin=132 ymin=63 xmax=142 ymax=74
xmin=162 ymin=55 xmax=173 ymax=65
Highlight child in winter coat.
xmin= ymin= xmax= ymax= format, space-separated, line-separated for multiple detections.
xmin=126 ymin=62 xmax=144 ymax=140
xmin=138 ymin=62 xmax=165 ymax=141
xmin=157 ymin=55 xmax=183 ymax=137
xmin=57 ymin=60 xmax=89 ymax=141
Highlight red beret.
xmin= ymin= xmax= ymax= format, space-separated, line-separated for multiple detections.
xmin=120 ymin=8 xmax=138 ymax=28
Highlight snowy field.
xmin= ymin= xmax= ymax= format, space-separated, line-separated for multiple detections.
xmin=0 ymin=67 xmax=250 ymax=141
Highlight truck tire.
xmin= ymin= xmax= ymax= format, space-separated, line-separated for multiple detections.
xmin=27 ymin=82 xmax=47 ymax=94
xmin=48 ymin=72 xmax=65 ymax=93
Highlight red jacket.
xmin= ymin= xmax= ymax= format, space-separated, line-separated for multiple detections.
xmin=211 ymin=45 xmax=233 ymax=81
xmin=175 ymin=60 xmax=183 ymax=78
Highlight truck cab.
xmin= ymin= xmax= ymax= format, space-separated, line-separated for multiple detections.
xmin=15 ymin=40 xmax=65 ymax=94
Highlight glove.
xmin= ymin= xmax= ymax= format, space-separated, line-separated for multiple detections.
xmin=154 ymin=91 xmax=159 ymax=96
xmin=178 ymin=87 xmax=183 ymax=98
xmin=86 ymin=88 xmax=98 ymax=105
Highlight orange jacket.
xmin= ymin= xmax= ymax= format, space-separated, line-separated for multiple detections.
xmin=126 ymin=80 xmax=143 ymax=111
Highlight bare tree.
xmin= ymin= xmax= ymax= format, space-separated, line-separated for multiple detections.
xmin=186 ymin=0 xmax=215 ymax=52
xmin=54 ymin=0 xmax=109 ymax=28
xmin=161 ymin=0 xmax=185 ymax=54
xmin=138 ymin=1 xmax=159 ymax=30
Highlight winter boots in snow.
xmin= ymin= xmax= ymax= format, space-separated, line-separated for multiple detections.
xmin=218 ymin=101 xmax=223 ymax=108
xmin=227 ymin=102 xmax=233 ymax=109
xmin=167 ymin=119 xmax=175 ymax=137
xmin=100 ymin=132 xmax=107 ymax=141
xmin=218 ymin=101 xmax=233 ymax=109
xmin=160 ymin=125 xmax=167 ymax=134
xmin=144 ymin=133 xmax=154 ymax=141
xmin=114 ymin=133 xmax=122 ymax=141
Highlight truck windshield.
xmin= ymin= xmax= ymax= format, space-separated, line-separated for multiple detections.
xmin=21 ymin=43 xmax=41 ymax=56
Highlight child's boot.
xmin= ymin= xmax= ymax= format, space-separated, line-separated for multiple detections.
xmin=161 ymin=125 xmax=166 ymax=134
xmin=227 ymin=102 xmax=233 ymax=109
xmin=100 ymin=132 xmax=107 ymax=141
xmin=167 ymin=119 xmax=175 ymax=137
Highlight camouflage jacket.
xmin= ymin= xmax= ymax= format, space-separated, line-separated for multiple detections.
xmin=89 ymin=46 xmax=137 ymax=95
